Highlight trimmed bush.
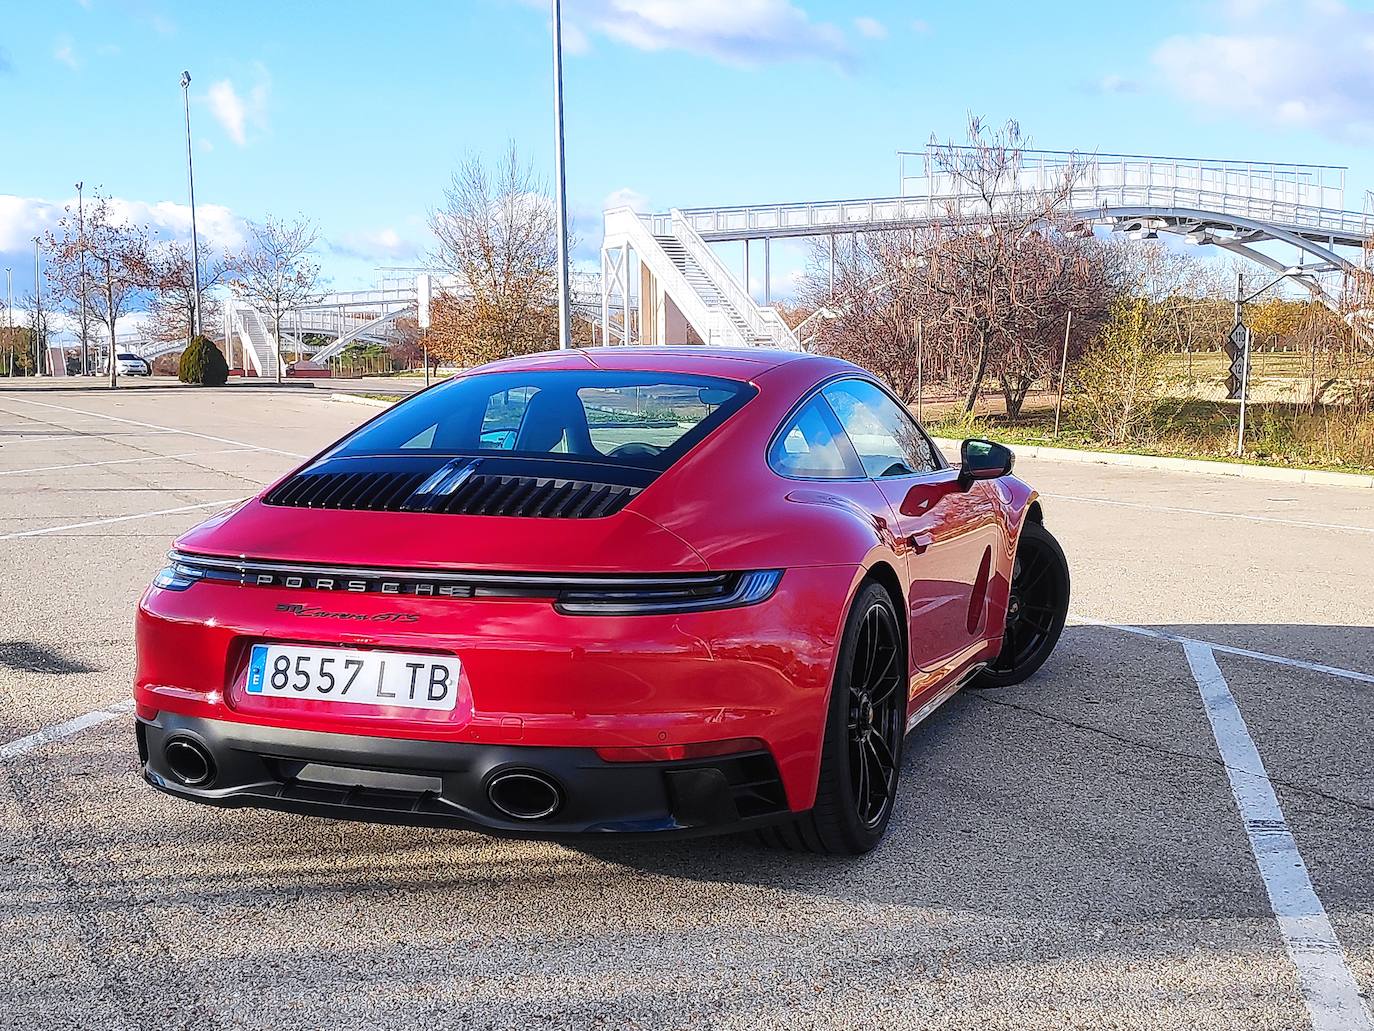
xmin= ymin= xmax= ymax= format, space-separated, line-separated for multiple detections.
xmin=179 ymin=335 xmax=230 ymax=386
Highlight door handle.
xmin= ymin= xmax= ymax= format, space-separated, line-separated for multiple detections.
xmin=906 ymin=533 xmax=933 ymax=555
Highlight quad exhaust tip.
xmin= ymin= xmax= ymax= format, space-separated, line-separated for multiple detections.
xmin=486 ymin=769 xmax=563 ymax=821
xmin=164 ymin=737 xmax=215 ymax=787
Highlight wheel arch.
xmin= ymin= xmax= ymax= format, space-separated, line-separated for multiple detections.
xmin=861 ymin=560 xmax=907 ymax=647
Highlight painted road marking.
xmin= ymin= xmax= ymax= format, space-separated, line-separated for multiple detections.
xmin=0 ymin=430 xmax=182 ymax=447
xmin=0 ymin=498 xmax=245 ymax=542
xmin=0 ymin=700 xmax=136 ymax=762
xmin=0 ymin=396 xmax=308 ymax=458
xmin=1183 ymin=642 xmax=1374 ymax=1031
xmin=0 ymin=447 xmax=260 ymax=477
xmin=1070 ymin=614 xmax=1374 ymax=686
xmin=1049 ymin=493 xmax=1374 ymax=536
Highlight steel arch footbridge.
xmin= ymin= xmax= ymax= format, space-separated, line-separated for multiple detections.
xmin=604 ymin=148 xmax=1374 ymax=350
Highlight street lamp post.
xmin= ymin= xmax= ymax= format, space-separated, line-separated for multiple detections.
xmin=181 ymin=71 xmax=203 ymax=344
xmin=551 ymin=0 xmax=572 ymax=350
xmin=32 ymin=238 xmax=43 ymax=377
xmin=77 ymin=181 xmax=89 ymax=376
xmin=4 ymin=267 xmax=11 ymax=377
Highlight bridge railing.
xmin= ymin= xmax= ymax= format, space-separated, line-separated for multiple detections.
xmin=673 ymin=150 xmax=1372 ymax=244
xmin=673 ymin=185 xmax=1374 ymax=243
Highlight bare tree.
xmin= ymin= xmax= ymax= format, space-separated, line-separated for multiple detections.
xmin=425 ymin=144 xmax=561 ymax=366
xmin=46 ymin=192 xmax=152 ymax=387
xmin=800 ymin=231 xmax=936 ymax=404
xmin=921 ymin=117 xmax=1098 ymax=414
xmin=229 ymin=216 xmax=323 ymax=383
xmin=147 ymin=240 xmax=230 ymax=349
xmin=799 ymin=122 xmax=1115 ymax=419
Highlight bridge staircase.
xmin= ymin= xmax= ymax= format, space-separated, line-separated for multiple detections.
xmin=602 ymin=208 xmax=799 ymax=350
xmin=226 ymin=301 xmax=280 ymax=378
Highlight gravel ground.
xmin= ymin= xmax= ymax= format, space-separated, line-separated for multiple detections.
xmin=0 ymin=381 xmax=1370 ymax=1030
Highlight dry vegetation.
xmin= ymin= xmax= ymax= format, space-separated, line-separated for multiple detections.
xmin=797 ymin=119 xmax=1374 ymax=472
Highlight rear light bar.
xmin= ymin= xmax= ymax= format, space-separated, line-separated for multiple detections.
xmin=595 ymin=737 xmax=769 ymax=763
xmin=158 ymin=552 xmax=782 ymax=615
xmin=554 ymin=569 xmax=782 ymax=615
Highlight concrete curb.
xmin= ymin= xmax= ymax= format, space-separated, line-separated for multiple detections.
xmin=932 ymin=437 xmax=1374 ymax=489
xmin=329 ymin=393 xmax=394 ymax=409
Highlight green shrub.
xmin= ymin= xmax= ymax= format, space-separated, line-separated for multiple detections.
xmin=179 ymin=335 xmax=230 ymax=386
xmin=1072 ymin=297 xmax=1167 ymax=446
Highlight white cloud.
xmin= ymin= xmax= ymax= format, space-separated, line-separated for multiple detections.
xmin=562 ymin=22 xmax=592 ymax=55
xmin=547 ymin=0 xmax=851 ymax=66
xmin=53 ymin=37 xmax=78 ymax=69
xmin=0 ymin=193 xmax=247 ymax=255
xmin=854 ymin=16 xmax=887 ymax=40
xmin=206 ymin=68 xmax=270 ymax=147
xmin=330 ymin=226 xmax=419 ymax=261
xmin=1153 ymin=0 xmax=1374 ymax=138
xmin=603 ymin=186 xmax=650 ymax=211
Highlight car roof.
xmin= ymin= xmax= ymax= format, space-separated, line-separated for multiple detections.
xmin=466 ymin=346 xmax=824 ymax=382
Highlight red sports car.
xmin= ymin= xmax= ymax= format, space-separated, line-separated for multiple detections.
xmin=135 ymin=347 xmax=1068 ymax=854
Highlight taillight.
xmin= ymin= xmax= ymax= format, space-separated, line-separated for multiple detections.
xmin=555 ymin=570 xmax=782 ymax=616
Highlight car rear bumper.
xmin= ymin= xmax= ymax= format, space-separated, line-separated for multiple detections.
xmin=137 ymin=711 xmax=790 ymax=837
xmin=134 ymin=563 xmax=861 ymax=811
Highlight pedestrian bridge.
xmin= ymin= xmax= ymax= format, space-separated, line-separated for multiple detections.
xmin=219 ymin=271 xmax=606 ymax=378
xmin=604 ymin=148 xmax=1374 ymax=350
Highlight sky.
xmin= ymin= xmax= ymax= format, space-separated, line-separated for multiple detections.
xmin=3 ymin=0 xmax=1374 ymax=326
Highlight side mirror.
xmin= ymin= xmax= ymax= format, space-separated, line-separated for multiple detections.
xmin=958 ymin=438 xmax=1014 ymax=489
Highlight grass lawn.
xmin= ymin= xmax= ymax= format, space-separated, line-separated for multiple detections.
xmin=927 ymin=398 xmax=1374 ymax=476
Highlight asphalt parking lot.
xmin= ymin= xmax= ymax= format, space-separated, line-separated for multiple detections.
xmin=1 ymin=382 xmax=1370 ymax=1031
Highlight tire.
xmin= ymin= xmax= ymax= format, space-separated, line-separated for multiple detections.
xmin=971 ymin=519 xmax=1070 ymax=689
xmin=758 ymin=581 xmax=907 ymax=855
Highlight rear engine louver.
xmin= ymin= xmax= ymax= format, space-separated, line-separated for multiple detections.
xmin=263 ymin=470 xmax=641 ymax=519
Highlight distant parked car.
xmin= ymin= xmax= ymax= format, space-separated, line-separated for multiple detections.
xmin=116 ymin=353 xmax=152 ymax=376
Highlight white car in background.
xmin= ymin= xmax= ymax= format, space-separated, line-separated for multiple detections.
xmin=115 ymin=353 xmax=152 ymax=376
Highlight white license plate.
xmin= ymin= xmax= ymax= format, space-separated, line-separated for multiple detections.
xmin=246 ymin=644 xmax=461 ymax=711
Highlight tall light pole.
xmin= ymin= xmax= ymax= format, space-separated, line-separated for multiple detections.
xmin=551 ymin=0 xmax=572 ymax=350
xmin=181 ymin=70 xmax=203 ymax=342
xmin=4 ymin=267 xmax=11 ymax=377
xmin=76 ymin=181 xmax=89 ymax=375
xmin=32 ymin=238 xmax=44 ymax=377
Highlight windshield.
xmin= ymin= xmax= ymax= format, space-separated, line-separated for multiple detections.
xmin=329 ymin=369 xmax=756 ymax=472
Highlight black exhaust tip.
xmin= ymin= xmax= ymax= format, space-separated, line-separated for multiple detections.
xmin=164 ymin=737 xmax=215 ymax=787
xmin=486 ymin=769 xmax=563 ymax=821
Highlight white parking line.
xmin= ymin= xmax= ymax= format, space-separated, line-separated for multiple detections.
xmin=0 ymin=498 xmax=244 ymax=542
xmin=0 ymin=431 xmax=182 ymax=447
xmin=1070 ymin=614 xmax=1374 ymax=685
xmin=0 ymin=396 xmax=307 ymax=458
xmin=1049 ymin=494 xmax=1374 ymax=536
xmin=0 ymin=700 xmax=135 ymax=761
xmin=1183 ymin=642 xmax=1374 ymax=1031
xmin=0 ymin=447 xmax=260 ymax=477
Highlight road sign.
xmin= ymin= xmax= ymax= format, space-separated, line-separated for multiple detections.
xmin=1225 ymin=320 xmax=1248 ymax=399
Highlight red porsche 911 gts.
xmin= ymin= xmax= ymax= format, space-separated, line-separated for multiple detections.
xmin=135 ymin=347 xmax=1068 ymax=854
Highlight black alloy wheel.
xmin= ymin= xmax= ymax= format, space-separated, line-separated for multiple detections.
xmin=846 ymin=600 xmax=904 ymax=829
xmin=757 ymin=581 xmax=907 ymax=855
xmin=972 ymin=519 xmax=1069 ymax=689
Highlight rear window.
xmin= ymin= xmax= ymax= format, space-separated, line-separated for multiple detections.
xmin=330 ymin=370 xmax=756 ymax=471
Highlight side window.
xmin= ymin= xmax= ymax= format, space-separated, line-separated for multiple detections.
xmin=479 ymin=386 xmax=538 ymax=451
xmin=768 ymin=396 xmax=863 ymax=479
xmin=821 ymin=379 xmax=939 ymax=478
